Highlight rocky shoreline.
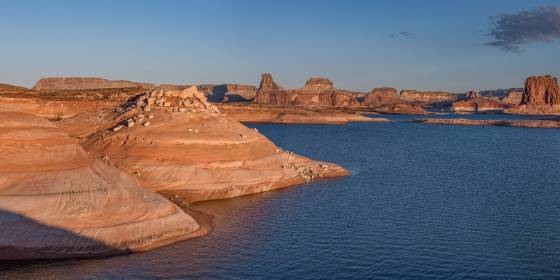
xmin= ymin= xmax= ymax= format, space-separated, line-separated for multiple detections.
xmin=0 ymin=86 xmax=351 ymax=261
xmin=413 ymin=118 xmax=560 ymax=128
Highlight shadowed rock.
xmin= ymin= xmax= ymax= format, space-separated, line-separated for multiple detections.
xmin=0 ymin=112 xmax=200 ymax=260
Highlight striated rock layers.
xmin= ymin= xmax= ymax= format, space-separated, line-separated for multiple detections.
xmin=399 ymin=90 xmax=459 ymax=103
xmin=451 ymin=91 xmax=509 ymax=113
xmin=362 ymin=87 xmax=399 ymax=107
xmin=0 ymin=112 xmax=200 ymax=260
xmin=508 ymin=75 xmax=560 ymax=115
xmin=82 ymin=87 xmax=349 ymax=204
xmin=255 ymin=73 xmax=363 ymax=108
xmin=521 ymin=75 xmax=559 ymax=106
xmin=33 ymin=77 xmax=154 ymax=91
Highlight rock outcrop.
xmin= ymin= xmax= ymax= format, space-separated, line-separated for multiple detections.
xmin=451 ymin=90 xmax=510 ymax=113
xmin=33 ymin=77 xmax=154 ymax=91
xmin=508 ymin=75 xmax=560 ymax=115
xmin=303 ymin=77 xmax=334 ymax=91
xmin=501 ymin=90 xmax=523 ymax=105
xmin=254 ymin=73 xmax=363 ymax=108
xmin=258 ymin=73 xmax=281 ymax=92
xmin=521 ymin=75 xmax=559 ymax=106
xmin=0 ymin=112 xmax=200 ymax=260
xmin=362 ymin=87 xmax=399 ymax=107
xmin=82 ymin=87 xmax=349 ymax=204
xmin=399 ymin=90 xmax=459 ymax=103
xmin=414 ymin=117 xmax=560 ymax=129
xmin=218 ymin=103 xmax=387 ymax=124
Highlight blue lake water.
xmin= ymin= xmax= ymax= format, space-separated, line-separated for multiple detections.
xmin=2 ymin=119 xmax=560 ymax=279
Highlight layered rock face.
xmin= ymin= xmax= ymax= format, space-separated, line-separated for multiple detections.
xmin=0 ymin=112 xmax=199 ymax=260
xmin=521 ymin=75 xmax=560 ymax=106
xmin=83 ymin=87 xmax=349 ymax=203
xmin=254 ymin=73 xmax=362 ymax=108
xmin=501 ymin=91 xmax=523 ymax=105
xmin=399 ymin=90 xmax=459 ymax=103
xmin=303 ymin=77 xmax=334 ymax=91
xmin=33 ymin=77 xmax=154 ymax=91
xmin=362 ymin=87 xmax=399 ymax=107
xmin=258 ymin=73 xmax=280 ymax=91
xmin=451 ymin=90 xmax=509 ymax=113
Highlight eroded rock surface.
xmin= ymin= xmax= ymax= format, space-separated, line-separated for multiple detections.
xmin=255 ymin=73 xmax=363 ymax=108
xmin=0 ymin=112 xmax=200 ymax=260
xmin=83 ymin=87 xmax=349 ymax=203
xmin=33 ymin=77 xmax=154 ymax=91
xmin=521 ymin=75 xmax=559 ymax=106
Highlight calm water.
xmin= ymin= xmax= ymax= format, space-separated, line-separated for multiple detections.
xmin=2 ymin=118 xmax=560 ymax=279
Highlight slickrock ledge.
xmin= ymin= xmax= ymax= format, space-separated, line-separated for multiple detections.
xmin=413 ymin=118 xmax=560 ymax=128
xmin=218 ymin=103 xmax=388 ymax=124
xmin=0 ymin=112 xmax=200 ymax=260
xmin=82 ymin=87 xmax=350 ymax=204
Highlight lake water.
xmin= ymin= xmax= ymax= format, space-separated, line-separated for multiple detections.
xmin=2 ymin=117 xmax=560 ymax=279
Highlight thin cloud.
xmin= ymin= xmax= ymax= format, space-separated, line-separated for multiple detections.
xmin=390 ymin=31 xmax=415 ymax=39
xmin=485 ymin=6 xmax=560 ymax=52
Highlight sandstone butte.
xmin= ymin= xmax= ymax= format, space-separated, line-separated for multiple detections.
xmin=0 ymin=112 xmax=201 ymax=260
xmin=504 ymin=75 xmax=560 ymax=115
xmin=253 ymin=73 xmax=433 ymax=114
xmin=0 ymin=85 xmax=350 ymax=260
xmin=255 ymin=73 xmax=364 ymax=108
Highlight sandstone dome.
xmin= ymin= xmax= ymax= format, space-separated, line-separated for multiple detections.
xmin=84 ymin=88 xmax=349 ymax=203
xmin=0 ymin=112 xmax=199 ymax=260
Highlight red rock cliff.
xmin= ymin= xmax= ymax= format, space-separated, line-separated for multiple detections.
xmin=362 ymin=87 xmax=399 ymax=107
xmin=521 ymin=75 xmax=560 ymax=106
xmin=255 ymin=73 xmax=362 ymax=108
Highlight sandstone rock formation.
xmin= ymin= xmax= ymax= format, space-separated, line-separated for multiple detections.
xmin=83 ymin=87 xmax=349 ymax=204
xmin=501 ymin=90 xmax=523 ymax=105
xmin=255 ymin=73 xmax=363 ymax=108
xmin=303 ymin=77 xmax=334 ymax=91
xmin=218 ymin=103 xmax=387 ymax=124
xmin=414 ymin=117 xmax=560 ymax=128
xmin=258 ymin=73 xmax=281 ymax=92
xmin=0 ymin=112 xmax=200 ymax=260
xmin=399 ymin=90 xmax=459 ymax=103
xmin=362 ymin=87 xmax=399 ymax=107
xmin=451 ymin=90 xmax=509 ymax=113
xmin=33 ymin=77 xmax=154 ymax=91
xmin=521 ymin=75 xmax=559 ymax=106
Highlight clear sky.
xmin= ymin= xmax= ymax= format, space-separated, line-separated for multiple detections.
xmin=1 ymin=0 xmax=559 ymax=92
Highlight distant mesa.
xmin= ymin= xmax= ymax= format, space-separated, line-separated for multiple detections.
xmin=33 ymin=77 xmax=154 ymax=91
xmin=255 ymin=73 xmax=363 ymax=108
xmin=302 ymin=77 xmax=334 ymax=92
xmin=362 ymin=87 xmax=399 ymax=107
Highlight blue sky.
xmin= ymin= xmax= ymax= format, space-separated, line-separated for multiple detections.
xmin=1 ymin=0 xmax=559 ymax=92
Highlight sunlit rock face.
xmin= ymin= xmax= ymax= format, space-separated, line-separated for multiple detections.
xmin=0 ymin=112 xmax=199 ymax=260
xmin=84 ymin=87 xmax=349 ymax=203
xmin=521 ymin=75 xmax=560 ymax=106
xmin=255 ymin=73 xmax=363 ymax=108
xmin=33 ymin=77 xmax=154 ymax=91
xmin=362 ymin=87 xmax=399 ymax=107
